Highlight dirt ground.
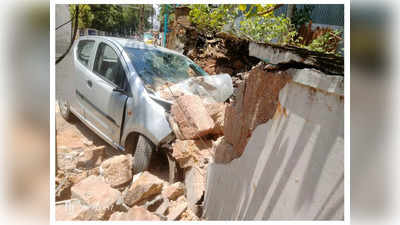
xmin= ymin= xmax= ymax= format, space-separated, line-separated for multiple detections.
xmin=55 ymin=104 xmax=170 ymax=196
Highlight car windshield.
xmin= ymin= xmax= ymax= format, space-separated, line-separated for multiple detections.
xmin=124 ymin=47 xmax=208 ymax=90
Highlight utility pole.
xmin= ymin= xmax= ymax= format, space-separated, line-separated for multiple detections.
xmin=163 ymin=4 xmax=169 ymax=47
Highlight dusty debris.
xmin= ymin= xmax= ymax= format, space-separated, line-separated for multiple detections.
xmin=57 ymin=149 xmax=82 ymax=171
xmin=70 ymin=175 xmax=121 ymax=219
xmin=171 ymin=139 xmax=212 ymax=169
xmin=163 ymin=182 xmax=185 ymax=200
xmin=109 ymin=206 xmax=160 ymax=221
xmin=56 ymin=199 xmax=97 ymax=221
xmin=167 ymin=196 xmax=188 ymax=220
xmin=69 ymin=171 xmax=88 ymax=185
xmin=180 ymin=208 xmax=200 ymax=221
xmin=123 ymin=171 xmax=164 ymax=207
xmin=170 ymin=95 xmax=215 ymax=140
xmin=100 ymin=154 xmax=132 ymax=188
xmin=76 ymin=146 xmax=105 ymax=169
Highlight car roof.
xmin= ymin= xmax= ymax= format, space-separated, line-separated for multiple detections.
xmin=78 ymin=35 xmax=183 ymax=56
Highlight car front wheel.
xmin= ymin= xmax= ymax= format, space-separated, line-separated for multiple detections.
xmin=132 ymin=135 xmax=154 ymax=173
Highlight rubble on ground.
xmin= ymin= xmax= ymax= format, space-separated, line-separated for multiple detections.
xmin=109 ymin=206 xmax=161 ymax=221
xmin=76 ymin=146 xmax=105 ymax=169
xmin=56 ymin=199 xmax=97 ymax=221
xmin=70 ymin=175 xmax=121 ymax=219
xmin=100 ymin=154 xmax=133 ymax=188
xmin=123 ymin=171 xmax=164 ymax=207
xmin=162 ymin=182 xmax=185 ymax=200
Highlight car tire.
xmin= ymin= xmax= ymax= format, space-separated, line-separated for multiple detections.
xmin=132 ymin=135 xmax=154 ymax=173
xmin=58 ymin=97 xmax=74 ymax=122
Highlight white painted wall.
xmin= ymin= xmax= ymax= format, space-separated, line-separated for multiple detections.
xmin=203 ymin=69 xmax=344 ymax=220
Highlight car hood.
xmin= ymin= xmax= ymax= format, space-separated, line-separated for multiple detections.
xmin=155 ymin=74 xmax=233 ymax=103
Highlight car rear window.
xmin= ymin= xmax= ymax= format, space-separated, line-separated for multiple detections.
xmin=77 ymin=40 xmax=95 ymax=67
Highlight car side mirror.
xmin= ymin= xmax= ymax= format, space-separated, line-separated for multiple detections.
xmin=113 ymin=87 xmax=127 ymax=95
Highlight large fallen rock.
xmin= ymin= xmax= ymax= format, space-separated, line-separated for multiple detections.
xmin=76 ymin=146 xmax=105 ymax=169
xmin=171 ymin=139 xmax=212 ymax=168
xmin=56 ymin=200 xmax=97 ymax=221
xmin=224 ymin=64 xmax=291 ymax=157
xmin=123 ymin=171 xmax=164 ymax=207
xmin=204 ymin=102 xmax=226 ymax=135
xmin=163 ymin=182 xmax=185 ymax=200
xmin=109 ymin=206 xmax=160 ymax=220
xmin=100 ymin=154 xmax=132 ymax=188
xmin=170 ymin=95 xmax=215 ymax=140
xmin=70 ymin=175 xmax=121 ymax=219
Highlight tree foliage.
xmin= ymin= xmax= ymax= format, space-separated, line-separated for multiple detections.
xmin=189 ymin=4 xmax=295 ymax=45
xmin=69 ymin=4 xmax=154 ymax=35
xmin=188 ymin=4 xmax=342 ymax=55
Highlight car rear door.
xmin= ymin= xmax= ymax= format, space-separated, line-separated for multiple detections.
xmin=84 ymin=41 xmax=129 ymax=145
xmin=73 ymin=39 xmax=96 ymax=119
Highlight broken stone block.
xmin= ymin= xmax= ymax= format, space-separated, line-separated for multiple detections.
xmin=204 ymin=102 xmax=226 ymax=135
xmin=71 ymin=175 xmax=121 ymax=219
xmin=171 ymin=139 xmax=212 ymax=168
xmin=184 ymin=166 xmax=206 ymax=214
xmin=213 ymin=137 xmax=235 ymax=164
xmin=109 ymin=206 xmax=160 ymax=220
xmin=123 ymin=171 xmax=164 ymax=207
xmin=55 ymin=200 xmax=97 ymax=221
xmin=76 ymin=146 xmax=105 ymax=169
xmin=163 ymin=182 xmax=185 ymax=200
xmin=100 ymin=154 xmax=132 ymax=188
xmin=170 ymin=95 xmax=215 ymax=140
xmin=167 ymin=196 xmax=188 ymax=220
xmin=224 ymin=65 xmax=291 ymax=157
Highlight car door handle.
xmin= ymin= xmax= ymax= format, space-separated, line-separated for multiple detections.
xmin=87 ymin=80 xmax=92 ymax=88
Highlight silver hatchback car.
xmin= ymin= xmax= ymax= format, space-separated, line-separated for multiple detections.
xmin=58 ymin=36 xmax=233 ymax=173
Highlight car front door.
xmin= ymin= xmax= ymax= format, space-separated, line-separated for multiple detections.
xmin=84 ymin=41 xmax=129 ymax=145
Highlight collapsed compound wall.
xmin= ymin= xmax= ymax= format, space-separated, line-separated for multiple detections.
xmin=165 ymin=10 xmax=344 ymax=219
xmin=203 ymin=44 xmax=344 ymax=220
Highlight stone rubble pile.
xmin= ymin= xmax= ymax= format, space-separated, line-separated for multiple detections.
xmin=167 ymin=94 xmax=228 ymax=216
xmin=56 ymin=147 xmax=199 ymax=221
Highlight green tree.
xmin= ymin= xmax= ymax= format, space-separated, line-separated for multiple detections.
xmin=69 ymin=4 xmax=154 ymax=35
xmin=69 ymin=4 xmax=94 ymax=29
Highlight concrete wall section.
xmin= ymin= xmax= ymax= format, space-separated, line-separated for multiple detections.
xmin=203 ymin=70 xmax=344 ymax=220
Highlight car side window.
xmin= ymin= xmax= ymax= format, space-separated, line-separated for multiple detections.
xmin=77 ymin=40 xmax=95 ymax=67
xmin=93 ymin=43 xmax=126 ymax=89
